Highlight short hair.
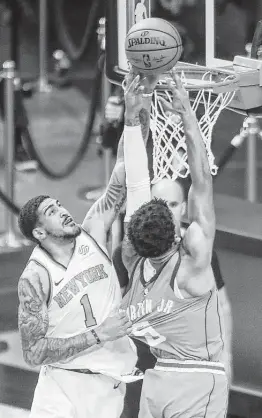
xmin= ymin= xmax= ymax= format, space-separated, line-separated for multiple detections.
xmin=18 ymin=195 xmax=50 ymax=242
xmin=127 ymin=198 xmax=176 ymax=258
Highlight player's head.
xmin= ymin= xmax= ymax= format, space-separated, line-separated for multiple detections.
xmin=18 ymin=195 xmax=81 ymax=244
xmin=151 ymin=177 xmax=189 ymax=228
xmin=127 ymin=198 xmax=176 ymax=258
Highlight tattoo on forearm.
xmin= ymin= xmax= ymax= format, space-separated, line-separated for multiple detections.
xmin=96 ymin=183 xmax=123 ymax=212
xmin=139 ymin=108 xmax=151 ymax=142
xmin=84 ymin=154 xmax=127 ymax=224
xmin=87 ymin=174 xmax=126 ymax=221
xmin=124 ymin=109 xmax=150 ymax=141
xmin=125 ymin=115 xmax=140 ymax=126
xmin=114 ymin=187 xmax=127 ymax=214
xmin=18 ymin=275 xmax=94 ymax=366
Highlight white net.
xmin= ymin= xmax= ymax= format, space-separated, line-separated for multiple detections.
xmin=150 ymin=67 xmax=238 ymax=183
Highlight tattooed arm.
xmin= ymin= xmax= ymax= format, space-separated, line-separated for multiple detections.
xmin=82 ymin=70 xmax=158 ymax=248
xmin=18 ymin=269 xmax=132 ymax=367
xmin=82 ymin=89 xmax=153 ymax=247
xmin=81 ymin=135 xmax=126 ymax=247
xmin=139 ymin=96 xmax=152 ymax=144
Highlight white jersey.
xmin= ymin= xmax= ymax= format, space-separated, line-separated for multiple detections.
xmin=26 ymin=229 xmax=137 ymax=381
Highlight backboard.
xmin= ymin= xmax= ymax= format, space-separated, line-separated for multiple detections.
xmin=106 ymin=0 xmax=262 ymax=85
xmin=106 ymin=0 xmax=206 ymax=84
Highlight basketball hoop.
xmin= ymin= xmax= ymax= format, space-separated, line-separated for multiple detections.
xmin=150 ymin=65 xmax=239 ymax=182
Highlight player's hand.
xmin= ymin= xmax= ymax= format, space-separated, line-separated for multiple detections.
xmin=139 ymin=73 xmax=160 ymax=94
xmin=159 ymin=70 xmax=191 ymax=116
xmin=123 ymin=71 xmax=145 ymax=117
xmin=95 ymin=311 xmax=133 ymax=343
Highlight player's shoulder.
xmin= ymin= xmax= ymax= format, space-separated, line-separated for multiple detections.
xmin=182 ymin=221 xmax=212 ymax=266
xmin=81 ymin=220 xmax=107 ymax=250
xmin=19 ymin=259 xmax=50 ymax=302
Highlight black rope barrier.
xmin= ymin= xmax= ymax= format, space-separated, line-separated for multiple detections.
xmin=53 ymin=0 xmax=102 ymax=61
xmin=22 ymin=52 xmax=105 ymax=180
xmin=0 ymin=189 xmax=20 ymax=215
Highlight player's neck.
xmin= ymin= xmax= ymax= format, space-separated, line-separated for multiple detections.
xmin=41 ymin=239 xmax=76 ymax=267
xmin=149 ymin=244 xmax=179 ymax=269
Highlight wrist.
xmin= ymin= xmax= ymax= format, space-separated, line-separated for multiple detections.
xmin=181 ymin=108 xmax=196 ymax=124
xmin=124 ymin=112 xmax=140 ymax=127
xmin=94 ymin=325 xmax=106 ymax=344
xmin=90 ymin=329 xmax=101 ymax=344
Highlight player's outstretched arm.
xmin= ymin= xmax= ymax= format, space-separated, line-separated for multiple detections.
xmin=121 ymin=73 xmax=153 ymax=271
xmin=18 ymin=270 xmax=132 ymax=367
xmin=82 ymin=72 xmax=156 ymax=247
xmin=81 ymin=134 xmax=126 ymax=248
xmin=160 ymin=71 xmax=215 ymax=265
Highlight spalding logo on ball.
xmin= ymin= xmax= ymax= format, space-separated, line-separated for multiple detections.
xmin=125 ymin=18 xmax=183 ymax=75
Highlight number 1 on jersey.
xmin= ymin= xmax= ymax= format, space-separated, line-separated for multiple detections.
xmin=80 ymin=294 xmax=97 ymax=328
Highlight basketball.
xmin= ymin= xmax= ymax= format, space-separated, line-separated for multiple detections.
xmin=125 ymin=18 xmax=183 ymax=75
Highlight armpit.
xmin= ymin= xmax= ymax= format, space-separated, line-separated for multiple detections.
xmin=122 ymin=233 xmax=140 ymax=275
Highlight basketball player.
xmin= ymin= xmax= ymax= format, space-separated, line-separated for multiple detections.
xmin=17 ymin=122 xmax=145 ymax=417
xmin=113 ymin=177 xmax=233 ymax=382
xmin=121 ymin=70 xmax=228 ymax=417
xmin=135 ymin=0 xmax=148 ymax=23
xmin=105 ymin=87 xmax=232 ymax=385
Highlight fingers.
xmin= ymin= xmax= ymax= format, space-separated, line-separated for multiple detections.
xmin=118 ymin=310 xmax=129 ymax=320
xmin=117 ymin=312 xmax=133 ymax=335
xmin=123 ymin=66 xmax=140 ymax=92
xmin=125 ymin=320 xmax=133 ymax=335
xmin=166 ymin=78 xmax=177 ymax=96
xmin=174 ymin=74 xmax=183 ymax=90
xmin=170 ymin=69 xmax=183 ymax=90
xmin=166 ymin=69 xmax=185 ymax=95
xmin=125 ymin=74 xmax=144 ymax=95
xmin=158 ymin=96 xmax=175 ymax=113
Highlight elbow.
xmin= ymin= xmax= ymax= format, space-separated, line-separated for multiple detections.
xmin=23 ymin=352 xmax=41 ymax=367
xmin=23 ymin=346 xmax=47 ymax=367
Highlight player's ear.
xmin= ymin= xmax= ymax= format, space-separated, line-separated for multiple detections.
xmin=175 ymin=233 xmax=182 ymax=244
xmin=32 ymin=226 xmax=46 ymax=242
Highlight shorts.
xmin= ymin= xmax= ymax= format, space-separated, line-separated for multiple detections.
xmin=30 ymin=365 xmax=126 ymax=418
xmin=139 ymin=367 xmax=229 ymax=418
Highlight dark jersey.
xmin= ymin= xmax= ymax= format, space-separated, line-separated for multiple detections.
xmin=112 ymin=243 xmax=225 ymax=290
xmin=121 ymin=251 xmax=225 ymax=363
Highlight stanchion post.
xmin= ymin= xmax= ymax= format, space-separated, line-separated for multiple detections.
xmin=3 ymin=61 xmax=15 ymax=236
xmin=102 ymin=61 xmax=113 ymax=183
xmin=97 ymin=17 xmax=123 ymax=253
xmin=245 ymin=117 xmax=259 ymax=203
xmin=98 ymin=17 xmax=113 ymax=184
xmin=38 ymin=0 xmax=52 ymax=93
xmin=0 ymin=61 xmax=31 ymax=251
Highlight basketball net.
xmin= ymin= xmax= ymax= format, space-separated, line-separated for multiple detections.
xmin=150 ymin=66 xmax=238 ymax=183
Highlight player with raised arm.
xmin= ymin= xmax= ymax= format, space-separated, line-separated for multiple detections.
xmin=121 ymin=70 xmax=228 ymax=417
xmin=17 ymin=129 xmax=143 ymax=418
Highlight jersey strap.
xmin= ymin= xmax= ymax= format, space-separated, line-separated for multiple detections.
xmin=170 ymin=250 xmax=182 ymax=290
xmin=155 ymin=358 xmax=225 ymax=375
xmin=125 ymin=256 xmax=142 ymax=295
